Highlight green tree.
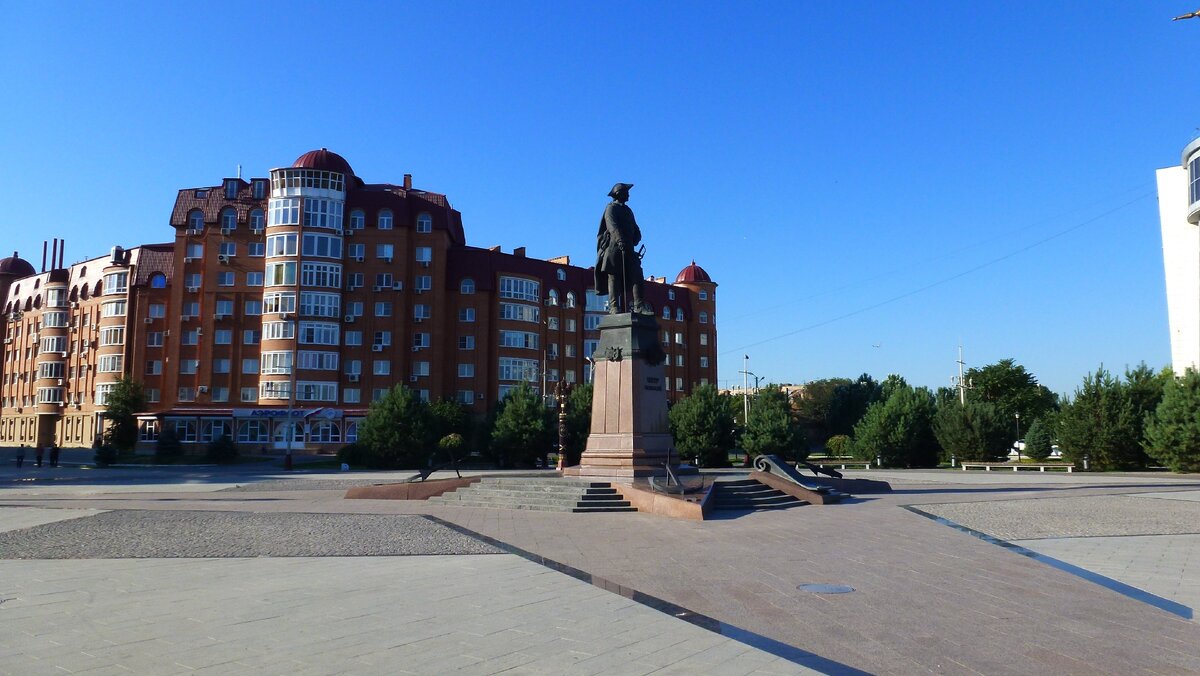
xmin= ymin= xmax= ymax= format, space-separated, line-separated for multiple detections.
xmin=742 ymin=386 xmax=807 ymax=461
xmin=428 ymin=399 xmax=470 ymax=463
xmin=669 ymin=384 xmax=739 ymax=467
xmin=1144 ymin=369 xmax=1200 ymax=473
xmin=850 ymin=384 xmax=939 ymax=468
xmin=357 ymin=385 xmax=434 ymax=469
xmin=156 ymin=428 xmax=182 ymax=459
xmin=1125 ymin=363 xmax=1171 ymax=463
xmin=827 ymin=373 xmax=881 ymax=437
xmin=1023 ymin=416 xmax=1055 ymax=461
xmin=792 ymin=378 xmax=851 ymax=446
xmin=965 ymin=359 xmax=1058 ymax=422
xmin=206 ymin=434 xmax=239 ymax=464
xmin=825 ymin=434 xmax=851 ymax=456
xmin=562 ymin=384 xmax=593 ymax=466
xmin=932 ymin=399 xmax=1010 ymax=463
xmin=1056 ymin=366 xmax=1141 ymax=470
xmin=102 ymin=377 xmax=146 ymax=452
xmin=490 ymin=382 xmax=553 ymax=468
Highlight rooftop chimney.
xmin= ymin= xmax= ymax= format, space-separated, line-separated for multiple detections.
xmin=403 ymin=174 xmax=412 ymax=190
xmin=513 ymin=247 xmax=526 ymax=258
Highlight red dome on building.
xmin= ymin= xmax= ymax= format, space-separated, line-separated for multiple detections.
xmin=674 ymin=260 xmax=712 ymax=285
xmin=292 ymin=148 xmax=355 ymax=177
xmin=0 ymin=251 xmax=35 ymax=278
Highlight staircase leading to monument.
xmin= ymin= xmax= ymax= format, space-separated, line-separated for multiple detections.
xmin=711 ymin=479 xmax=807 ymax=511
xmin=428 ymin=477 xmax=638 ymax=513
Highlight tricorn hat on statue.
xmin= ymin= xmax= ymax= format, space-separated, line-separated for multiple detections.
xmin=608 ymin=182 xmax=634 ymax=198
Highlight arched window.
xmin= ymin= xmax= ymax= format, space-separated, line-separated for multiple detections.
xmin=662 ymin=306 xmax=671 ymax=320
xmin=249 ymin=208 xmax=264 ymax=231
xmin=188 ymin=210 xmax=204 ymax=231
xmin=69 ymin=287 xmax=78 ymax=302
xmin=273 ymin=421 xmax=304 ymax=443
xmin=149 ymin=273 xmax=167 ymax=289
xmin=221 ymin=208 xmax=237 ymax=231
xmin=565 ymin=292 xmax=576 ymax=308
xmin=676 ymin=308 xmax=684 ymax=322
xmin=310 ymin=420 xmax=340 ymax=443
xmin=547 ymin=290 xmax=558 ymax=306
xmin=79 ymin=284 xmax=89 ymax=300
xmin=699 ymin=311 xmax=708 ymax=324
xmin=378 ymin=209 xmax=393 ymax=230
xmin=460 ymin=278 xmax=475 ymax=294
xmin=416 ymin=213 xmax=432 ymax=233
xmin=79 ymin=266 xmax=87 ymax=277
xmin=201 ymin=420 xmax=231 ymax=443
xmin=556 ymin=268 xmax=566 ymax=281
xmin=237 ymin=420 xmax=269 ymax=444
xmin=32 ymin=295 xmax=41 ymax=309
xmin=344 ymin=420 xmax=359 ymax=443
xmin=350 ymin=210 xmax=365 ymax=230
xmin=93 ymin=281 xmax=103 ymax=297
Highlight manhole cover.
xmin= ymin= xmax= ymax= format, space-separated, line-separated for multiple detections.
xmin=798 ymin=583 xmax=854 ymax=594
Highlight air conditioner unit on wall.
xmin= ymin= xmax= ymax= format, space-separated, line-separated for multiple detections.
xmin=347 ymin=374 xmax=360 ymax=383
xmin=221 ymin=228 xmax=233 ymax=236
xmin=409 ymin=375 xmax=418 ymax=382
xmin=344 ymin=315 xmax=355 ymax=323
xmin=144 ymin=317 xmax=154 ymax=324
xmin=372 ymin=344 xmax=383 ymax=352
xmin=218 ymin=254 xmax=230 ymax=264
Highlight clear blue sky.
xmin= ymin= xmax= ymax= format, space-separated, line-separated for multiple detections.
xmin=3 ymin=2 xmax=1197 ymax=396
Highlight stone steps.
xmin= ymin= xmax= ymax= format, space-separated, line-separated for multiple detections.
xmin=428 ymin=477 xmax=638 ymax=513
xmin=712 ymin=480 xmax=806 ymax=511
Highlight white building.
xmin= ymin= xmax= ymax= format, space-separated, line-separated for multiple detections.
xmin=1157 ymin=136 xmax=1200 ymax=373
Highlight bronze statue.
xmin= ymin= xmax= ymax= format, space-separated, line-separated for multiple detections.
xmin=594 ymin=182 xmax=653 ymax=314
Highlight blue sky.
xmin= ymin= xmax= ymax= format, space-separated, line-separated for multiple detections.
xmin=2 ymin=2 xmax=1196 ymax=396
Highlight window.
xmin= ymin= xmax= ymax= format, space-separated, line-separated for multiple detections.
xmin=376 ymin=243 xmax=394 ymax=260
xmin=300 ymin=262 xmax=342 ymax=288
xmin=187 ymin=210 xmax=204 ymax=230
xmin=252 ymin=179 xmax=267 ymax=199
xmin=584 ymin=315 xmax=602 ymax=331
xmin=299 ymin=321 xmax=339 ymax=345
xmin=458 ymin=335 xmax=475 ymax=350
xmin=556 ymin=269 xmax=567 ymax=282
xmin=213 ymin=358 xmax=231 ymax=374
xmin=372 ymin=388 xmax=389 ymax=402
xmin=37 ymin=387 xmax=63 ymax=404
xmin=186 ymin=243 xmax=203 ymax=259
xmin=217 ymin=271 xmax=235 ymax=287
xmin=565 ymin=344 xmax=576 ymax=357
xmin=216 ymin=242 xmax=236 ymax=257
xmin=94 ymin=383 xmax=118 ymax=406
xmin=347 ymin=301 xmax=364 ymax=317
xmin=97 ymin=355 xmax=123 ymax=373
xmin=302 ymin=233 xmax=343 ymax=258
xmin=264 ymin=321 xmax=295 ymax=340
xmin=674 ymin=332 xmax=684 ymax=345
xmin=457 ymin=390 xmax=474 ymax=404
xmin=263 ymin=292 xmax=296 ymax=315
xmin=243 ymin=330 xmax=260 ymax=345
xmin=182 ymin=328 xmax=199 ymax=345
xmin=374 ymin=273 xmax=393 ymax=289
xmin=300 ymin=292 xmax=340 ymax=318
xmin=149 ymin=303 xmax=166 ymax=318
xmin=350 ymin=210 xmax=365 ymax=230
xmin=373 ymin=331 xmax=391 ymax=347
xmin=700 ymin=357 xmax=710 ymax=369
xmin=238 ymin=419 xmax=268 ymax=442
xmin=249 ymin=208 xmax=265 ymax=230
xmin=349 ymin=272 xmax=364 ymax=289
xmin=268 ymin=197 xmax=301 ymax=226
xmin=144 ymin=389 xmax=161 ymax=404
xmin=38 ymin=362 xmax=65 ymax=379
xmin=458 ymin=363 xmax=475 ymax=377
xmin=499 ymin=331 xmax=538 ymax=350
xmin=248 ymin=242 xmax=264 ymax=257
xmin=375 ymin=301 xmax=392 ymax=317
xmin=585 ymin=289 xmax=607 ymax=311
xmin=547 ymin=317 xmax=559 ymax=330
xmin=348 ymin=243 xmax=365 ymax=260
xmin=459 ymin=308 xmax=475 ymax=322
xmin=501 ymin=303 xmax=539 ymax=323
xmin=343 ymin=389 xmax=361 ymax=404
xmin=675 ymin=377 xmax=684 ymax=392
xmin=214 ymin=329 xmax=232 ymax=345
xmin=378 ymin=209 xmax=393 ymax=229
xmin=296 ymin=381 xmax=338 ymax=402
xmin=241 ymin=387 xmax=258 ymax=403
xmin=98 ymin=327 xmax=124 ymax=347
xmin=224 ymin=180 xmax=239 ymax=199
xmin=413 ymin=304 xmax=431 ymax=320
xmin=1191 ymin=156 xmax=1200 ymax=206
xmin=298 ymin=351 xmax=338 ymax=371
xmin=675 ymin=354 xmax=684 ymax=367
xmin=699 ymin=333 xmax=708 ymax=346
xmin=565 ymin=292 xmax=576 ymax=308
xmin=499 ymin=276 xmax=539 ymax=302
xmin=460 ymin=278 xmax=475 ymax=294
xmin=373 ymin=360 xmax=391 ymax=376
xmin=344 ymin=360 xmax=362 ymax=375
xmin=413 ymin=332 xmax=430 ymax=349
xmin=147 ymin=332 xmax=164 ymax=348
xmin=498 ymin=357 xmax=538 ymax=381
xmin=415 ymin=246 xmax=432 ymax=263
xmin=262 ymin=352 xmax=293 ymax=375
xmin=413 ymin=361 xmax=430 ymax=377
xmin=173 ymin=419 xmax=197 ymax=440
xmin=565 ymin=370 xmax=577 ymax=383
xmin=184 ymin=273 xmax=202 ymax=289
xmin=547 ymin=290 xmax=558 ymax=306
xmin=266 ymin=261 xmax=296 ymax=286
xmin=43 ymin=311 xmax=67 ymax=328
xmin=180 ymin=359 xmax=199 ymax=374
xmin=414 ymin=275 xmax=431 ymax=291
xmin=245 ymin=300 xmax=262 ymax=315
xmin=699 ymin=290 xmax=708 ymax=301
xmin=139 ymin=420 xmax=160 ymax=442
xmin=221 ymin=207 xmax=237 ymax=230
xmin=676 ymin=308 xmax=684 ymax=322
xmin=567 ymin=319 xmax=577 ymax=332
xmin=668 ymin=289 xmax=676 ymax=301
xmin=101 ymin=300 xmax=127 ymax=317
xmin=416 ymin=213 xmax=432 ymax=233
xmin=267 ymin=233 xmax=297 ymax=257
xmin=345 ymin=331 xmax=362 ymax=346
xmin=662 ymin=306 xmax=671 ymax=320
xmin=242 ymin=359 xmax=260 ymax=374
xmin=699 ymin=312 xmax=708 ymax=324
xmin=103 ymin=272 xmax=128 ymax=295
xmin=260 ymin=381 xmax=291 ymax=400
xmin=150 ymin=273 xmax=168 ymax=288
xmin=214 ymin=299 xmax=234 ymax=316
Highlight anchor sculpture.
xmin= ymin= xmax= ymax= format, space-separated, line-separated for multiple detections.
xmin=752 ymin=455 xmax=849 ymax=500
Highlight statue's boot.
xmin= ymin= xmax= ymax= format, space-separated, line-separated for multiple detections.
xmin=630 ymin=289 xmax=655 ymax=316
xmin=606 ymin=299 xmax=621 ymax=314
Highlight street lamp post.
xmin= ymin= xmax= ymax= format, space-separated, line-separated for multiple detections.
xmin=1015 ymin=412 xmax=1021 ymax=463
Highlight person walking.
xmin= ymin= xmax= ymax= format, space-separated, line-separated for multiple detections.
xmin=49 ymin=444 xmax=60 ymax=468
xmin=15 ymin=445 xmax=26 ymax=468
xmin=35 ymin=445 xmax=44 ymax=468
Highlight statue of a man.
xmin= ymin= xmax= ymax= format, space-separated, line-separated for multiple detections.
xmin=594 ymin=182 xmax=652 ymax=314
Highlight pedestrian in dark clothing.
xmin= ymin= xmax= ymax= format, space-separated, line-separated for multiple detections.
xmin=15 ymin=445 xmax=26 ymax=468
xmin=49 ymin=444 xmax=60 ymax=468
xmin=35 ymin=445 xmax=44 ymax=467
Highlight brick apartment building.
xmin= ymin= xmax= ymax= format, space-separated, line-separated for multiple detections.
xmin=0 ymin=149 xmax=717 ymax=452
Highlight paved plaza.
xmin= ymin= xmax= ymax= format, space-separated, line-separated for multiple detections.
xmin=1 ymin=457 xmax=1200 ymax=674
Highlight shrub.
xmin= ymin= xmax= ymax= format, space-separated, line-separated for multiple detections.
xmin=94 ymin=444 xmax=118 ymax=467
xmin=1144 ymin=369 xmax=1200 ymax=473
xmin=1023 ymin=417 xmax=1055 ymax=461
xmin=156 ymin=429 xmax=182 ymax=459
xmin=336 ymin=442 xmax=371 ymax=468
xmin=206 ymin=434 xmax=239 ymax=464
xmin=825 ymin=434 xmax=851 ymax=456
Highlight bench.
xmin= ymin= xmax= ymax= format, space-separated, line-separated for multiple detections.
xmin=813 ymin=461 xmax=872 ymax=470
xmin=959 ymin=462 xmax=1074 ymax=473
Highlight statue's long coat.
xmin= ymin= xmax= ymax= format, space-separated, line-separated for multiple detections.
xmin=594 ymin=201 xmax=642 ymax=294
